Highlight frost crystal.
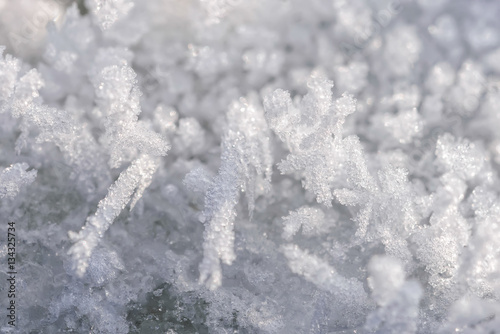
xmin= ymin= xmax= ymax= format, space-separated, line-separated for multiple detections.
xmin=91 ymin=55 xmax=169 ymax=168
xmin=68 ymin=50 xmax=169 ymax=277
xmin=86 ymin=0 xmax=134 ymax=30
xmin=282 ymin=206 xmax=325 ymax=240
xmin=435 ymin=133 xmax=484 ymax=180
xmin=282 ymin=244 xmax=369 ymax=318
xmin=383 ymin=108 xmax=423 ymax=144
xmin=264 ymin=72 xmax=356 ymax=206
xmin=68 ymin=154 xmax=160 ymax=277
xmin=0 ymin=46 xmax=20 ymax=106
xmin=2 ymin=0 xmax=500 ymax=333
xmin=0 ymin=163 xmax=36 ymax=198
xmin=1 ymin=50 xmax=110 ymax=193
xmin=198 ymin=95 xmax=272 ymax=289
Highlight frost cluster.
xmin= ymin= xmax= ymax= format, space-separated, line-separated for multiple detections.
xmin=1 ymin=0 xmax=500 ymax=333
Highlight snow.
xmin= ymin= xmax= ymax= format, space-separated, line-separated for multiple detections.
xmin=1 ymin=0 xmax=500 ymax=333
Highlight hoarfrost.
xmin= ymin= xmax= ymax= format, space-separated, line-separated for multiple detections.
xmin=2 ymin=0 xmax=500 ymax=333
xmin=282 ymin=206 xmax=326 ymax=240
xmin=263 ymin=72 xmax=356 ymax=206
xmin=198 ymin=95 xmax=272 ymax=289
xmin=0 ymin=163 xmax=36 ymax=198
xmin=68 ymin=154 xmax=161 ymax=277
xmin=86 ymin=0 xmax=134 ymax=30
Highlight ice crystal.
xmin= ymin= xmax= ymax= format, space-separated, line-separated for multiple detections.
xmin=263 ymin=72 xmax=356 ymax=206
xmin=86 ymin=0 xmax=134 ymax=30
xmin=0 ymin=163 xmax=36 ymax=198
xmin=2 ymin=0 xmax=500 ymax=333
xmin=283 ymin=244 xmax=368 ymax=304
xmin=68 ymin=154 xmax=160 ymax=277
xmin=197 ymin=95 xmax=272 ymax=289
xmin=282 ymin=206 xmax=326 ymax=240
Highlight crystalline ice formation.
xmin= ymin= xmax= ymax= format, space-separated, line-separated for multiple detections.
xmin=283 ymin=244 xmax=369 ymax=309
xmin=2 ymin=0 xmax=500 ymax=333
xmin=282 ymin=206 xmax=326 ymax=240
xmin=86 ymin=0 xmax=134 ymax=30
xmin=68 ymin=154 xmax=161 ymax=277
xmin=263 ymin=72 xmax=356 ymax=206
xmin=197 ymin=95 xmax=272 ymax=289
xmin=67 ymin=49 xmax=169 ymax=276
xmin=0 ymin=163 xmax=36 ymax=198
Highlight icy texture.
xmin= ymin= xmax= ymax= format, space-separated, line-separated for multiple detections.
xmin=197 ymin=95 xmax=272 ymax=289
xmin=435 ymin=133 xmax=484 ymax=181
xmin=0 ymin=46 xmax=20 ymax=106
xmin=1 ymin=0 xmax=500 ymax=333
xmin=86 ymin=0 xmax=134 ymax=30
xmin=282 ymin=244 xmax=369 ymax=312
xmin=263 ymin=72 xmax=356 ymax=206
xmin=90 ymin=50 xmax=170 ymax=169
xmin=68 ymin=154 xmax=160 ymax=277
xmin=282 ymin=206 xmax=326 ymax=240
xmin=0 ymin=163 xmax=36 ymax=198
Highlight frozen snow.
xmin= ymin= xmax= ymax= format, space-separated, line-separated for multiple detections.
xmin=1 ymin=0 xmax=500 ymax=333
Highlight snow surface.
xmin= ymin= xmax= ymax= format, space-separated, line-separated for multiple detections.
xmin=1 ymin=0 xmax=500 ymax=333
